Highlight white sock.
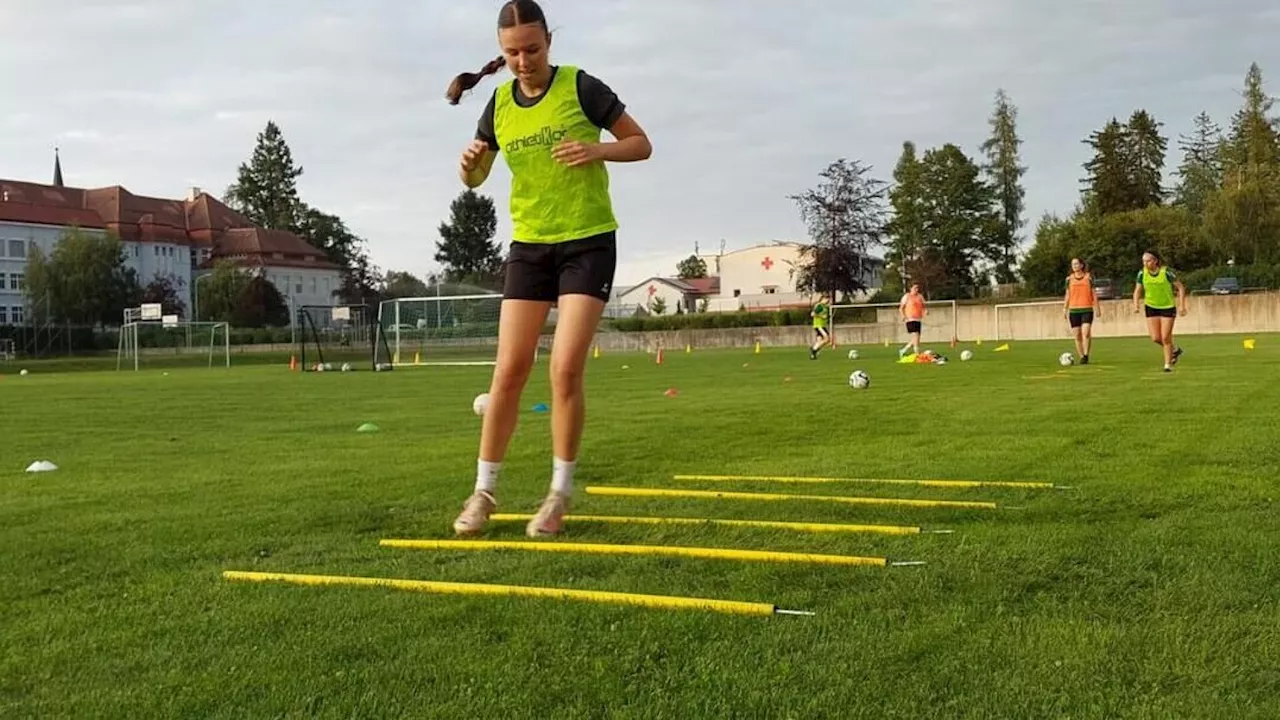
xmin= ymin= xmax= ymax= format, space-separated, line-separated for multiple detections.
xmin=551 ymin=457 xmax=576 ymax=496
xmin=476 ymin=459 xmax=501 ymax=494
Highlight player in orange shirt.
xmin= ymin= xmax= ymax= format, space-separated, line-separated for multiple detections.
xmin=898 ymin=284 xmax=927 ymax=358
xmin=1062 ymin=258 xmax=1101 ymax=364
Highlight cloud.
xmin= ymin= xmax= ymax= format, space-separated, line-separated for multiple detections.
xmin=0 ymin=0 xmax=1276 ymax=284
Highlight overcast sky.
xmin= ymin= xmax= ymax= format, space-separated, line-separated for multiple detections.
xmin=2 ymin=0 xmax=1276 ymax=286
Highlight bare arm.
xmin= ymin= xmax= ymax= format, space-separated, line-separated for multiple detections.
xmin=1175 ymin=280 xmax=1188 ymax=315
xmin=459 ymin=145 xmax=498 ymax=188
xmin=1132 ymin=283 xmax=1144 ymax=313
xmin=598 ymin=112 xmax=652 ymax=163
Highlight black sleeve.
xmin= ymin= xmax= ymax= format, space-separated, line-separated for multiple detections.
xmin=475 ymin=91 xmax=498 ymax=151
xmin=577 ymin=70 xmax=626 ymax=131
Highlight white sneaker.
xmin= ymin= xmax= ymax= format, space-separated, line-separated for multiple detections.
xmin=452 ymin=491 xmax=496 ymax=536
xmin=526 ymin=493 xmax=570 ymax=537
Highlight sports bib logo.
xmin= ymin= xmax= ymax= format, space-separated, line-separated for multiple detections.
xmin=504 ymin=125 xmax=568 ymax=155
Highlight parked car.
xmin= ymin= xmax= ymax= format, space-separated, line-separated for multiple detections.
xmin=1093 ymin=278 xmax=1118 ymax=300
xmin=1210 ymin=277 xmax=1242 ymax=295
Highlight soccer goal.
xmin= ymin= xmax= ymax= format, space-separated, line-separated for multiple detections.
xmin=829 ymin=299 xmax=959 ymax=347
xmin=296 ymin=304 xmax=393 ymax=372
xmin=992 ymin=300 xmax=1063 ymax=342
xmin=0 ymin=338 xmax=14 ymax=363
xmin=116 ymin=304 xmax=230 ymax=371
xmin=377 ymin=293 xmax=508 ymax=367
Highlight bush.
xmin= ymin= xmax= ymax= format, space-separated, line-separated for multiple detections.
xmin=608 ymin=308 xmax=813 ymax=332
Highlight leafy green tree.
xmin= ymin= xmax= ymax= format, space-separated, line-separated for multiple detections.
xmin=198 ymin=260 xmax=252 ymax=324
xmin=788 ymin=158 xmax=889 ymax=299
xmin=887 ymin=141 xmax=926 ymax=291
xmin=676 ymin=255 xmax=708 ymax=279
xmin=1174 ymin=112 xmax=1226 ymax=217
xmin=232 ymin=276 xmax=290 ymax=328
xmin=435 ymin=190 xmax=504 ymax=285
xmin=140 ymin=275 xmax=187 ymax=318
xmin=24 ymin=228 xmax=140 ymax=325
xmin=980 ymin=89 xmax=1027 ymax=283
xmin=383 ymin=270 xmax=430 ymax=299
xmin=916 ymin=143 xmax=1000 ymax=296
xmin=224 ymin=120 xmax=303 ymax=230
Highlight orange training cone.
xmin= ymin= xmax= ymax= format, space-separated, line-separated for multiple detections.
xmin=656 ymin=348 xmax=665 ymax=365
xmin=289 ymin=355 xmax=298 ymax=371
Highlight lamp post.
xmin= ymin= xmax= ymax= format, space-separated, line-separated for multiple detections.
xmin=193 ymin=272 xmax=213 ymax=321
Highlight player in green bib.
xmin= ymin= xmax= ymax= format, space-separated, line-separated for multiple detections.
xmin=446 ymin=0 xmax=652 ymax=537
xmin=809 ymin=296 xmax=832 ymax=359
xmin=1132 ymin=250 xmax=1188 ymax=372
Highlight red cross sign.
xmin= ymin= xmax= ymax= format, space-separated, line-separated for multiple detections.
xmin=761 ymin=256 xmax=774 ymax=271
xmin=647 ymin=285 xmax=657 ymax=296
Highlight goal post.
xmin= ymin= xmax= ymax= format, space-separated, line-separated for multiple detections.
xmin=378 ymin=293 xmax=508 ymax=367
xmin=992 ymin=300 xmax=1063 ymax=342
xmin=830 ymin=299 xmax=959 ymax=347
xmin=296 ymin=304 xmax=392 ymax=372
xmin=116 ymin=307 xmax=231 ymax=371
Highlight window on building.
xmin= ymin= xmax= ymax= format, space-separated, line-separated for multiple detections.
xmin=295 ymin=282 xmax=303 ymax=294
xmin=0 ymin=274 xmax=6 ymax=290
xmin=133 ymin=245 xmax=140 ymax=257
xmin=11 ymin=306 xmax=23 ymax=325
xmin=9 ymin=274 xmax=22 ymax=291
xmin=733 ymin=289 xmax=741 ymax=298
xmin=310 ymin=277 xmax=317 ymax=294
xmin=0 ymin=307 xmax=7 ymax=324
xmin=8 ymin=239 xmax=24 ymax=258
xmin=154 ymin=246 xmax=159 ymax=256
xmin=762 ymin=286 xmax=777 ymax=295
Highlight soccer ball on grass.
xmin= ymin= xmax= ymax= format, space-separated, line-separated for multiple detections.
xmin=848 ymin=370 xmax=871 ymax=389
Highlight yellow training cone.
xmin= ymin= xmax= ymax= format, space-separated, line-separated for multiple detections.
xmin=685 ymin=344 xmax=692 ymax=354
xmin=1244 ymin=338 xmax=1256 ymax=350
xmin=593 ymin=345 xmax=601 ymax=359
xmin=994 ymin=343 xmax=1010 ymax=352
xmin=754 ymin=341 xmax=761 ymax=354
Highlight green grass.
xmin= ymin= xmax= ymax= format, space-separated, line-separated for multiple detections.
xmin=3 ymin=335 xmax=1279 ymax=718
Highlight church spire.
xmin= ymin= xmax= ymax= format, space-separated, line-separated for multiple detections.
xmin=53 ymin=147 xmax=64 ymax=187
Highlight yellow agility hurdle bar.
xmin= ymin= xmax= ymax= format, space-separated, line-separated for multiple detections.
xmin=489 ymin=513 xmax=927 ymax=536
xmin=380 ymin=539 xmax=917 ymax=567
xmin=585 ymin=485 xmax=998 ymax=510
xmin=672 ymin=474 xmax=1062 ymax=490
xmin=222 ymin=570 xmax=812 ymax=617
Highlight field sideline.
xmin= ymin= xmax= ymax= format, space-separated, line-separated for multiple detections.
xmin=2 ymin=335 xmax=1279 ymax=718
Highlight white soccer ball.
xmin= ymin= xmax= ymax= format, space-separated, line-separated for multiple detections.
xmin=19 ymin=369 xmax=29 ymax=376
xmin=341 ymin=363 xmax=352 ymax=373
xmin=849 ymin=370 xmax=871 ymax=389
xmin=472 ymin=392 xmax=490 ymax=416
xmin=1059 ymin=352 xmax=1074 ymax=367
xmin=314 ymin=363 xmax=325 ymax=373
xmin=847 ymin=349 xmax=860 ymax=360
xmin=960 ymin=350 xmax=973 ymax=362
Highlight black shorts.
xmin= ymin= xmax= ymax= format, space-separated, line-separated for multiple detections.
xmin=1144 ymin=306 xmax=1177 ymax=319
xmin=503 ymin=231 xmax=617 ymax=303
xmin=905 ymin=321 xmax=922 ymax=334
xmin=814 ymin=326 xmax=830 ymax=339
xmin=1069 ymin=310 xmax=1094 ymax=327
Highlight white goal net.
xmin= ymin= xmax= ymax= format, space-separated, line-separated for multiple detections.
xmin=378 ymin=293 xmax=508 ymax=366
xmin=117 ymin=305 xmax=230 ymax=371
xmin=830 ymin=300 xmax=958 ymax=347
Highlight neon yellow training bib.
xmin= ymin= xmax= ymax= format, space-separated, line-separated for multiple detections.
xmin=493 ymin=66 xmax=619 ymax=244
xmin=1139 ymin=267 xmax=1176 ymax=309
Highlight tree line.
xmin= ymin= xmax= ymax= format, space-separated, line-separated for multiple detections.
xmin=681 ymin=61 xmax=1279 ymax=304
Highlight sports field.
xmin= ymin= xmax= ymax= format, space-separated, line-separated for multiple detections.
xmin=3 ymin=335 xmax=1278 ymax=718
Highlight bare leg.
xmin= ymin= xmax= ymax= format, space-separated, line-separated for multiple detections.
xmin=1160 ymin=316 xmax=1176 ymax=368
xmin=455 ymin=299 xmax=552 ymax=535
xmin=1081 ymin=324 xmax=1093 ymax=358
xmin=479 ymin=300 xmax=553 ymax=463
xmin=548 ymin=293 xmax=606 ymax=465
xmin=1073 ymin=326 xmax=1085 ymax=358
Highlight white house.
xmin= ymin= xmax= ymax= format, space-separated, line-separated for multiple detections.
xmin=0 ymin=162 xmax=342 ymax=327
xmin=697 ymin=242 xmax=885 ymax=312
xmin=613 ymin=276 xmax=719 ymax=316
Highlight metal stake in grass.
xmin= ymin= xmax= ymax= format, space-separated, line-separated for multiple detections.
xmin=585 ymin=485 xmax=999 ymax=510
xmin=222 ymin=570 xmax=813 ymax=617
xmin=380 ymin=539 xmax=915 ymax=568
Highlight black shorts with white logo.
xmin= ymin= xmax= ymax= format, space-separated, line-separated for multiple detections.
xmin=503 ymin=231 xmax=617 ymax=303
xmin=905 ymin=320 xmax=922 ymax=334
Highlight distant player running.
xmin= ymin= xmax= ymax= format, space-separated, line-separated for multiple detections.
xmin=1133 ymin=250 xmax=1188 ymax=372
xmin=1063 ymin=257 xmax=1100 ymax=364
xmin=809 ymin=295 xmax=831 ymax=359
xmin=898 ymin=284 xmax=926 ymax=358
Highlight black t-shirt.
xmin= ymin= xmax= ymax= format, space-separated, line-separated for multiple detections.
xmin=475 ymin=66 xmax=625 ymax=151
